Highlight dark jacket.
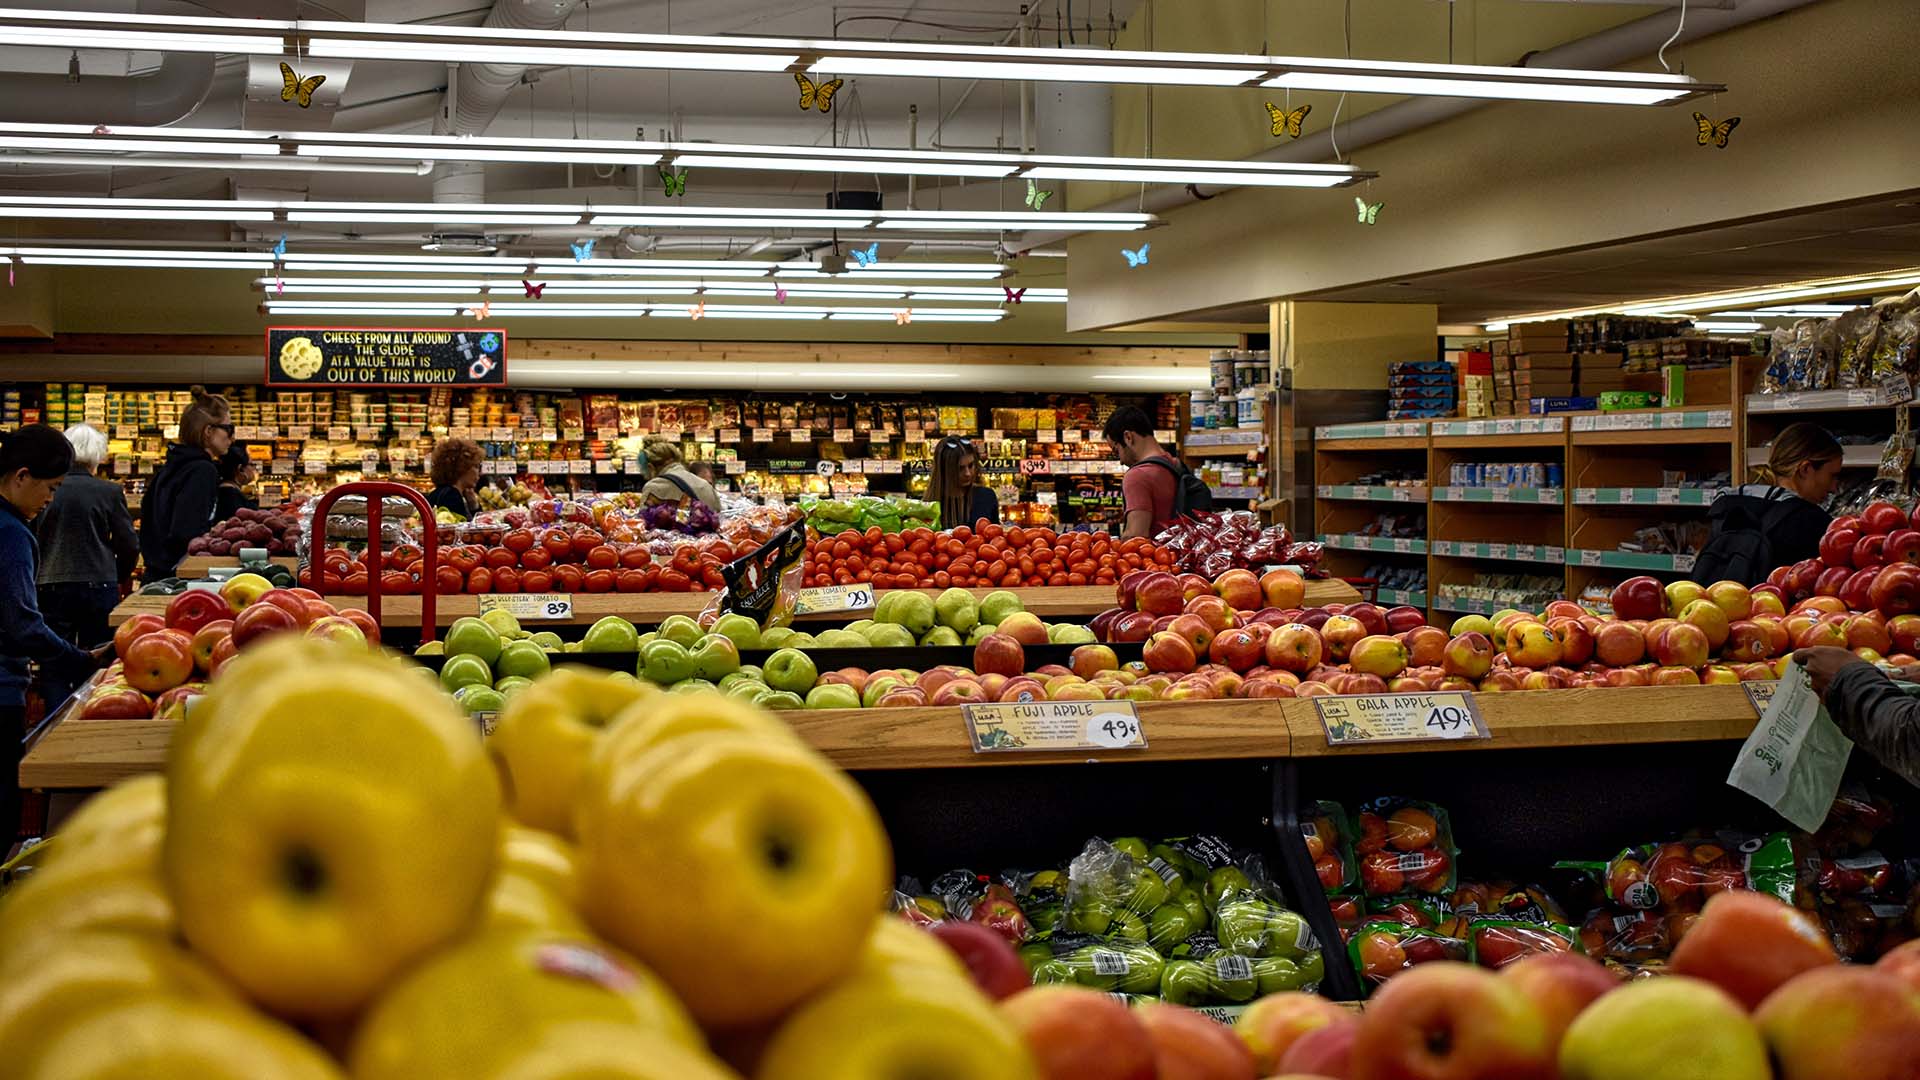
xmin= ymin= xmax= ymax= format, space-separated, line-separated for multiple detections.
xmin=1693 ymin=483 xmax=1829 ymax=585
xmin=140 ymin=443 xmax=220 ymax=580
xmin=1825 ymin=664 xmax=1920 ymax=788
xmin=37 ymin=465 xmax=139 ymax=586
xmin=214 ymin=483 xmax=257 ymax=524
xmin=0 ymin=497 xmax=95 ymax=707
xmin=965 ymin=485 xmax=1000 ymax=528
xmin=427 ymin=484 xmax=476 ymax=519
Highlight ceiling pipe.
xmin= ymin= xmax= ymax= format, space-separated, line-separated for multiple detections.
xmin=0 ymin=0 xmax=219 ymax=126
xmin=1008 ymin=0 xmax=1820 ymax=252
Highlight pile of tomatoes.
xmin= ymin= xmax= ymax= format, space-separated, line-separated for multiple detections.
xmin=802 ymin=523 xmax=1173 ymax=590
xmin=314 ymin=528 xmax=754 ymax=595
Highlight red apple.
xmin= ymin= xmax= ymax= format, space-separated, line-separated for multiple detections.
xmin=1143 ymin=631 xmax=1199 ymax=675
xmin=1840 ymin=568 xmax=1879 ymax=613
xmin=1651 ymin=622 xmax=1710 ymax=668
xmin=1403 ymin=625 xmax=1449 ymax=668
xmin=230 ymin=600 xmax=301 ymax=650
xmin=1869 ymin=562 xmax=1920 ymax=617
xmin=187 ymin=620 xmax=233 ymax=674
xmin=1213 ymin=568 xmax=1263 ymax=612
xmin=1345 ymin=602 xmax=1389 ymax=637
xmin=1234 ymin=992 xmax=1347 ymax=1076
xmin=1278 ymin=1017 xmax=1358 ymax=1078
xmin=1258 ymin=568 xmax=1307 ymax=610
xmin=1385 ymin=605 xmax=1427 ymax=634
xmin=1862 ymin=499 xmax=1906 ymax=535
xmin=1500 ymin=952 xmax=1620 ymax=1049
xmin=1609 ymin=576 xmax=1666 ymax=621
xmin=122 ymin=629 xmax=194 ymax=693
xmin=1264 ymin=624 xmax=1324 ymax=674
xmin=1349 ymin=962 xmax=1557 ymax=1080
xmin=1669 ymin=890 xmax=1837 ymax=1010
xmin=1207 ymin=627 xmax=1265 ymax=673
xmin=1134 ymin=1002 xmax=1258 ymax=1080
xmin=1003 ymin=986 xmax=1157 ymax=1080
xmin=254 ymin=587 xmax=314 ymax=626
xmin=1320 ymin=614 xmax=1367 ymax=663
xmin=929 ymin=679 xmax=988 ymax=706
xmin=1890 ymin=613 xmax=1920 ymax=654
xmin=78 ymin=684 xmax=154 ymax=720
xmin=1166 ymin=612 xmax=1217 ymax=657
xmin=1721 ymin=620 xmax=1772 ymax=663
xmin=1442 ymin=632 xmax=1496 ymax=679
xmin=1109 ymin=611 xmax=1156 ymax=643
xmin=971 ymin=633 xmax=1026 ymax=678
xmin=1069 ymin=644 xmax=1119 ymax=679
xmin=1183 ymin=594 xmax=1235 ymax=635
xmin=1117 ymin=569 xmax=1153 ymax=611
xmin=163 ymin=589 xmax=230 ymax=635
xmin=112 ymin=613 xmax=166 ymax=661
xmin=1820 ymin=525 xmax=1860 ymax=568
xmin=1135 ymin=572 xmax=1184 ymax=617
xmin=337 ymin=607 xmax=380 ymax=643
xmin=1546 ymin=618 xmax=1594 ymax=666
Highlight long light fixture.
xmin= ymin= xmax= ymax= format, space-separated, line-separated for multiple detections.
xmin=0 ymin=7 xmax=1722 ymax=104
xmin=259 ymin=300 xmax=1008 ymax=322
xmin=1484 ymin=268 xmax=1920 ymax=330
xmin=0 ymin=246 xmax=1014 ymax=281
xmin=0 ymin=123 xmax=1372 ymax=187
xmin=252 ymin=277 xmax=1066 ymax=303
xmin=0 ymin=195 xmax=1156 ymax=233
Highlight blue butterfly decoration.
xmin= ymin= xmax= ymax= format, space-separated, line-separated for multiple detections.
xmin=271 ymin=233 xmax=287 ymax=259
xmin=479 ymin=333 xmax=500 ymax=352
xmin=1122 ymin=244 xmax=1150 ymax=268
xmin=571 ymin=238 xmax=595 ymax=262
xmin=851 ymin=242 xmax=879 ymax=268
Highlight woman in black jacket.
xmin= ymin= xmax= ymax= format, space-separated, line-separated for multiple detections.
xmin=426 ymin=436 xmax=483 ymax=520
xmin=214 ymin=444 xmax=259 ymax=522
xmin=1692 ymin=422 xmax=1841 ymax=585
xmin=37 ymin=424 xmax=138 ymax=664
xmin=139 ymin=386 xmax=231 ymax=580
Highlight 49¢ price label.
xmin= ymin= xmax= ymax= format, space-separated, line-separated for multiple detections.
xmin=962 ymin=700 xmax=1147 ymax=754
xmin=1313 ymin=691 xmax=1489 ymax=747
xmin=475 ymin=593 xmax=574 ymax=621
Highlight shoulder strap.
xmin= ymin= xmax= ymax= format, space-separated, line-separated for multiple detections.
xmin=660 ymin=471 xmax=698 ymax=500
xmin=1137 ymin=456 xmax=1184 ymax=478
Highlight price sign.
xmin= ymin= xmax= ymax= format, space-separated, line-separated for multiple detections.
xmin=1314 ymin=692 xmax=1490 ymax=747
xmin=568 ymin=459 xmax=590 ymax=474
xmin=1743 ymin=681 xmax=1779 ymax=717
xmin=833 ymin=429 xmax=854 ymax=444
xmin=753 ymin=428 xmax=774 ymax=443
xmin=1886 ymin=375 xmax=1918 ymax=406
xmin=905 ymin=429 xmax=926 ymax=443
xmin=595 ymin=460 xmax=616 ymax=474
xmin=1037 ymin=429 xmax=1058 ymax=443
xmin=724 ymin=460 xmax=745 ymax=475
xmin=1580 ymin=549 xmax=1603 ymax=567
xmin=562 ymin=427 xmax=584 ymax=441
xmin=1063 ymin=429 xmax=1082 ymax=443
xmin=476 ymin=593 xmax=574 ymax=621
xmin=816 ymin=460 xmax=837 ymax=478
xmin=596 ymin=427 xmax=618 ymax=441
xmin=1020 ymin=458 xmax=1050 ymax=476
xmin=793 ymin=583 xmax=875 ymax=616
xmin=962 ymin=700 xmax=1147 ymax=753
xmin=114 ymin=424 xmax=136 ymax=439
xmin=720 ymin=428 xmax=741 ymax=443
xmin=302 ymin=460 xmax=326 ymax=474
xmin=540 ymin=429 xmax=559 ymax=442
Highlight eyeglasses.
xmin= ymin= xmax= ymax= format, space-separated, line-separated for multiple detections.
xmin=212 ymin=423 xmax=236 ymax=435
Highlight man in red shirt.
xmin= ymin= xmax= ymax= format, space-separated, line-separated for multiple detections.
xmin=1103 ymin=405 xmax=1180 ymax=539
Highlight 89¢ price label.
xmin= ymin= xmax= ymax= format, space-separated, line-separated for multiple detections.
xmin=476 ymin=593 xmax=574 ymax=621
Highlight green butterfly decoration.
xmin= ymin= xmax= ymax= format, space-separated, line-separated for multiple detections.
xmin=658 ymin=164 xmax=688 ymax=197
xmin=1025 ymin=178 xmax=1054 ymax=210
xmin=1355 ymin=197 xmax=1383 ymax=226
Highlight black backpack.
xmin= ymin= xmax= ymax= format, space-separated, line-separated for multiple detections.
xmin=1138 ymin=456 xmax=1216 ymax=517
xmin=1692 ymin=486 xmax=1793 ymax=585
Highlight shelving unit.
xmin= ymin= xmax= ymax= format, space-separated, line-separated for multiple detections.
xmin=1310 ymin=423 xmax=1431 ymax=607
xmin=1426 ymin=420 xmax=1569 ymax=619
xmin=1739 ymin=357 xmax=1907 ymax=489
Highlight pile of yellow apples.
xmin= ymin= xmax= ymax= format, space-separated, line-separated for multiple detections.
xmin=0 ymin=636 xmax=1030 ymax=1078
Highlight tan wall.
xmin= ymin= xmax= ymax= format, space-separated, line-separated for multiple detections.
xmin=1283 ymin=301 xmax=1438 ymax=390
xmin=1068 ymin=0 xmax=1920 ymax=330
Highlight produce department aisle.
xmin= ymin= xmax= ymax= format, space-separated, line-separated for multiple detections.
xmin=107 ymin=579 xmax=1367 ymax=628
xmin=20 ymin=683 xmax=1763 ymax=790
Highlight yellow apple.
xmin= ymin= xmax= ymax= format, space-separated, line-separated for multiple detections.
xmin=217 ymin=571 xmax=274 ymax=613
xmin=484 ymin=871 xmax=589 ymax=935
xmin=164 ymin=637 xmax=500 ymax=1020
xmin=855 ymin=915 xmax=970 ymax=983
xmin=349 ymin=929 xmax=705 ymax=1079
xmin=501 ymin=824 xmax=581 ymax=909
xmin=0 ymin=930 xmax=238 ymax=1076
xmin=0 ymin=823 xmax=172 ymax=959
xmin=26 ymin=996 xmax=342 ymax=1079
xmin=46 ymin=774 xmax=166 ymax=865
xmin=755 ymin=964 xmax=1036 ymax=1080
xmin=577 ymin=729 xmax=891 ymax=1028
xmin=490 ymin=667 xmax=657 ymax=837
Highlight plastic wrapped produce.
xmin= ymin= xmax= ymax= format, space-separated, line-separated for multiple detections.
xmin=1349 ymin=921 xmax=1468 ymax=985
xmin=1355 ymin=797 xmax=1459 ymax=898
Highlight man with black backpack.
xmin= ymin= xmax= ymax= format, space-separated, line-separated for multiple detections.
xmin=1103 ymin=405 xmax=1214 ymax=539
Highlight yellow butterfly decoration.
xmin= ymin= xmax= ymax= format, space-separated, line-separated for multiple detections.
xmin=468 ymin=302 xmax=490 ymax=320
xmin=795 ymin=73 xmax=845 ymax=113
xmin=1264 ymin=101 xmax=1311 ymax=139
xmin=894 ymin=309 xmax=912 ymax=326
xmin=279 ymin=61 xmax=327 ymax=108
xmin=1692 ymin=111 xmax=1740 ymax=149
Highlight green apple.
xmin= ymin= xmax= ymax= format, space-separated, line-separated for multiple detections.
xmin=737 ymin=664 xmax=763 ymax=682
xmin=1111 ymin=836 xmax=1150 ymax=863
xmin=668 ymin=678 xmax=718 ymax=695
xmin=1175 ymin=887 xmax=1207 ymax=927
xmin=479 ymin=609 xmax=522 ymax=639
xmin=633 ymin=631 xmax=658 ymax=650
xmin=689 ymin=634 xmax=741 ymax=681
xmin=1255 ymin=952 xmax=1322 ymax=995
xmin=413 ymin=640 xmax=445 ymax=656
xmin=709 ymin=612 xmax=764 ymax=651
xmin=1117 ymin=950 xmax=1163 ymax=996
xmin=979 ymin=590 xmax=1024 ymax=626
xmin=863 ymin=624 xmax=915 ymax=648
xmin=496 ymin=639 xmax=553 ymax=681
xmin=934 ymin=587 xmax=979 ymax=634
xmin=1109 ymin=910 xmax=1148 ymax=943
xmin=439 ymin=653 xmax=494 ymax=694
xmin=815 ymin=628 xmax=870 ymax=649
xmin=639 ymin=639 xmax=695 ymax=685
xmin=561 ymin=641 xmax=581 ymax=653
xmin=1064 ymin=904 xmax=1112 ymax=936
xmin=1050 ymin=624 xmax=1097 ymax=645
xmin=605 ymin=670 xmax=640 ymax=686
xmin=860 ymin=676 xmax=904 ymax=709
xmin=1017 ymin=943 xmax=1052 ymax=974
xmin=1130 ymin=868 xmax=1170 ymax=912
xmin=757 ymin=689 xmax=805 ymax=710
xmin=965 ymin=624 xmax=998 ymax=646
xmin=580 ymin=616 xmax=639 ymax=653
xmin=890 ymin=592 xmax=937 ymax=636
xmin=918 ymin=626 xmax=962 ymax=647
xmin=656 ymin=614 xmax=705 ymax=649
xmin=785 ymin=632 xmax=817 ymax=648
xmin=716 ymin=671 xmax=756 ymax=692
xmin=529 ymin=631 xmax=564 ymax=650
xmin=494 ymin=675 xmax=534 ymax=695
xmin=1159 ymin=959 xmax=1210 ymax=1005
xmin=762 ymin=648 xmax=819 ymax=695
xmin=759 ymin=626 xmax=797 ymax=648
xmin=1204 ymin=866 xmax=1253 ymax=911
xmin=444 ymin=617 xmax=502 ymax=665
xmin=872 ymin=591 xmax=904 ymax=625
xmin=459 ymin=685 xmax=506 ymax=716
xmin=805 ymin=683 xmax=862 ymax=710
xmin=721 ymin=679 xmax=769 ymax=701
xmin=1147 ymin=904 xmax=1198 ymax=950
xmin=843 ymin=619 xmax=876 ymax=639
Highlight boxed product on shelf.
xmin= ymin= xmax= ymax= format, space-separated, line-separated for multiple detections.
xmin=1528 ymin=396 xmax=1600 ymax=414
xmin=1597 ymin=390 xmax=1661 ymax=411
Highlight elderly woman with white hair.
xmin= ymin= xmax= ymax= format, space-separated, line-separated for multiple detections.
xmin=35 ymin=424 xmax=139 ymax=683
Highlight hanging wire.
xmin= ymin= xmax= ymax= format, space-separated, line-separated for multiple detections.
xmin=1328 ymin=0 xmax=1352 ymax=163
xmin=1657 ymin=0 xmax=1688 ymax=73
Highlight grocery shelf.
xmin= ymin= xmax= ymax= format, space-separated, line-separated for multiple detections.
xmin=1567 ymin=409 xmax=1733 ymax=432
xmin=1571 ymin=487 xmax=1725 ymax=507
xmin=1429 ymin=595 xmax=1551 ymax=616
xmin=1315 ymin=436 xmax=1430 ymax=452
xmin=174 ymin=555 xmax=299 ymax=577
xmin=1374 ymin=587 xmax=1428 ymax=608
xmin=1430 ymin=540 xmax=1566 ymax=564
xmin=1314 ymin=484 xmax=1428 ymax=503
xmin=1747 ymin=444 xmax=1888 ymax=468
xmin=1743 ymin=389 xmax=1898 ymax=413
xmin=1213 ymin=486 xmax=1264 ymax=501
xmin=1432 ymin=486 xmax=1564 ymax=505
xmin=1318 ymin=534 xmax=1426 ymax=556
xmin=1183 ymin=430 xmax=1265 ymax=447
xmin=1186 ymin=444 xmax=1267 ymax=458
xmin=1430 ymin=418 xmax=1565 ymax=437
xmin=1312 ymin=421 xmax=1432 ymax=441
xmin=1568 ymin=549 xmax=1697 ymax=573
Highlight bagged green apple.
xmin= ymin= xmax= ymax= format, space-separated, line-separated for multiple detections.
xmin=1158 ymin=933 xmax=1325 ymax=1005
xmin=1349 ymin=920 xmax=1468 ymax=986
xmin=1005 ymin=867 xmax=1069 ymax=936
xmin=1301 ymin=800 xmax=1357 ymax=896
xmin=1465 ymin=916 xmax=1581 ymax=970
xmin=1062 ymin=838 xmax=1175 ymax=937
xmin=1025 ymin=933 xmax=1164 ymax=994
xmin=1355 ymin=796 xmax=1459 ymax=897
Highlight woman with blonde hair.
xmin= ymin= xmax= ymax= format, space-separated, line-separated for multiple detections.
xmin=640 ymin=438 xmax=720 ymax=513
xmin=139 ymin=385 xmax=231 ymax=579
xmin=1694 ymin=422 xmax=1842 ymax=584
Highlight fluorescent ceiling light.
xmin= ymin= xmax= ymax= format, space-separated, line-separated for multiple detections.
xmin=252 ymin=276 xmax=1064 ymax=303
xmin=1688 ymin=321 xmax=1764 ymax=333
xmin=1486 ymin=268 xmax=1920 ymax=329
xmin=260 ymin=299 xmax=1006 ymax=321
xmin=0 ymin=123 xmax=1370 ymax=188
xmin=0 ymin=7 xmax=1720 ymax=105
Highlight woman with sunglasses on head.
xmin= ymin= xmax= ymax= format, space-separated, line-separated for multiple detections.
xmin=928 ymin=436 xmax=999 ymax=530
xmin=139 ymin=385 xmax=232 ymax=580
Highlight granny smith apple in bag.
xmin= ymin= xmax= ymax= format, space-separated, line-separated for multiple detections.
xmin=1157 ymin=932 xmax=1326 ymax=1006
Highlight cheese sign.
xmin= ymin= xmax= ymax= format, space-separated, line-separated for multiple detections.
xmin=476 ymin=593 xmax=573 ymax=621
xmin=962 ymin=700 xmax=1147 ymax=753
xmin=793 ymin=583 xmax=875 ymax=616
xmin=266 ymin=327 xmax=507 ymax=387
xmin=1314 ymin=692 xmax=1490 ymax=747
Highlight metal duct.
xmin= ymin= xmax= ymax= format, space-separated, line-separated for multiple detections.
xmin=0 ymin=0 xmax=213 ymax=126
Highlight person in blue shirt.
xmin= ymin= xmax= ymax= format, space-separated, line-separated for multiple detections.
xmin=1 ymin=424 xmax=99 ymax=843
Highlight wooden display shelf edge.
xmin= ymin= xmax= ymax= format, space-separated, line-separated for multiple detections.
xmin=1284 ymin=683 xmax=1759 ymax=757
xmin=1315 ymin=437 xmax=1428 ymax=452
xmin=176 ymin=555 xmax=298 ymax=577
xmin=1569 ymin=428 xmax=1732 ymax=447
xmin=1430 ymin=433 xmax=1565 ymax=449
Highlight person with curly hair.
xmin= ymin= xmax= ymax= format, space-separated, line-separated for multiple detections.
xmin=427 ymin=436 xmax=484 ymax=519
xmin=640 ymin=438 xmax=720 ymax=513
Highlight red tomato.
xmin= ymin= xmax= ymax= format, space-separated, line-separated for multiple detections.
xmin=542 ymin=530 xmax=574 ymax=561
xmin=571 ymin=531 xmax=604 ymax=558
xmin=466 ymin=567 xmax=493 ymax=593
xmin=434 ymin=565 xmax=464 ymax=594
xmin=378 ymin=570 xmax=411 ymax=595
xmin=502 ymin=529 xmax=535 ymax=554
xmin=657 ymin=569 xmax=692 ymax=591
xmin=552 ymin=564 xmax=584 ymax=591
xmin=585 ymin=545 xmax=619 ymax=571
xmin=616 ymin=568 xmax=648 ymax=592
xmin=520 ymin=569 xmax=553 ymax=593
xmin=618 ymin=545 xmax=652 ymax=569
xmin=517 ymin=545 xmax=551 ymax=571
xmin=493 ymin=567 xmax=522 ymax=593
xmin=583 ymin=569 xmax=615 ymax=593
xmin=485 ymin=547 xmax=517 ymax=569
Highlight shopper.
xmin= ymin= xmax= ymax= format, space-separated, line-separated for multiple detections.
xmin=1103 ymin=405 xmax=1212 ymax=539
xmin=214 ymin=445 xmax=259 ymax=522
xmin=138 ymin=386 xmax=231 ymax=580
xmin=426 ymin=436 xmax=484 ymax=519
xmin=36 ymin=423 xmax=139 ymax=672
xmin=687 ymin=460 xmax=718 ymax=487
xmin=1 ymin=424 xmax=100 ymax=841
xmin=928 ymin=435 xmax=1000 ymax=529
xmin=1790 ymin=646 xmax=1920 ymax=787
xmin=1693 ymin=422 xmax=1842 ymax=584
xmin=641 ymin=438 xmax=721 ymax=514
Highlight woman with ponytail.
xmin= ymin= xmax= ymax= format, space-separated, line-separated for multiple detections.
xmin=139 ymin=385 xmax=232 ymax=579
xmin=1693 ymin=422 xmax=1842 ymax=584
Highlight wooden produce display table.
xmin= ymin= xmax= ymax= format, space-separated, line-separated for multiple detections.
xmin=21 ymin=683 xmax=1760 ymax=791
xmin=109 ymin=579 xmax=1366 ymax=629
xmin=175 ymin=555 xmax=298 ymax=578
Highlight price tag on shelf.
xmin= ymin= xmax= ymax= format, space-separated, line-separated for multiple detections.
xmin=1488 ymin=543 xmax=1510 ymax=559
xmin=753 ymin=429 xmax=774 ymax=443
xmin=623 ymin=461 xmax=642 ymax=474
xmin=270 ymin=460 xmax=293 ymax=475
xmin=114 ymin=424 xmax=136 ymax=439
xmin=1391 ymin=538 xmax=1411 ymax=553
xmin=1037 ymin=429 xmax=1058 ymax=443
xmin=1020 ymin=458 xmax=1050 ymax=476
xmin=905 ymin=429 xmax=926 ymax=443
xmin=595 ymin=460 xmax=616 ymax=474
xmin=1063 ymin=429 xmax=1083 ymax=443
xmin=1494 ymin=419 xmax=1516 ymax=435
xmin=477 ymin=593 xmax=574 ymax=621
xmin=982 ymin=429 xmax=1003 ymax=442
xmin=1490 ymin=489 xmax=1511 ymax=502
xmin=1743 ymin=681 xmax=1779 ymax=717
xmin=286 ymin=425 xmax=311 ymax=439
xmin=833 ymin=430 xmax=854 ymax=444
xmin=355 ymin=426 xmax=381 ymax=441
xmin=720 ymin=428 xmax=741 ymax=443
xmin=1880 ymin=373 xmax=1915 ymax=405
xmin=793 ymin=583 xmax=875 ymax=617
xmin=1656 ymin=488 xmax=1681 ymax=505
xmin=1314 ymin=692 xmax=1489 ymax=747
xmin=842 ymin=459 xmax=864 ymax=474
xmin=112 ymin=456 xmax=131 ymax=475
xmin=1155 ymin=430 xmax=1177 ymax=443
xmin=596 ymin=427 xmax=618 ymax=441
xmin=816 ymin=460 xmax=837 ymax=478
xmin=1580 ymin=550 xmax=1603 ymax=567
xmin=1847 ymin=389 xmax=1879 ymax=408
xmin=693 ymin=428 xmax=715 ymax=442
xmin=540 ymin=429 xmax=559 ymax=442
xmin=302 ymin=460 xmax=326 ymax=474
xmin=962 ymin=700 xmax=1146 ymax=753
xmin=568 ymin=459 xmax=590 ymax=474
xmin=1706 ymin=409 xmax=1733 ymax=428
xmin=562 ymin=428 xmax=585 ymax=441
xmin=874 ymin=426 xmax=893 ymax=439
xmin=724 ymin=460 xmax=745 ymax=475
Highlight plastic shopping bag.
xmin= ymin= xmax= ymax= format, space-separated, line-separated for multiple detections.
xmin=1726 ymin=660 xmax=1854 ymax=831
